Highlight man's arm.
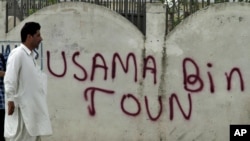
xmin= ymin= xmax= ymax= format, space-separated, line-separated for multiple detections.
xmin=4 ymin=50 xmax=21 ymax=115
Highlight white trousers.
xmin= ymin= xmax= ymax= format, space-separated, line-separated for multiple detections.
xmin=7 ymin=109 xmax=41 ymax=141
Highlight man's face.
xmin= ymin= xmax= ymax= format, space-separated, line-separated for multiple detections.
xmin=30 ymin=30 xmax=43 ymax=49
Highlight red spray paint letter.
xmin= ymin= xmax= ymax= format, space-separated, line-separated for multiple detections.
xmin=183 ymin=58 xmax=204 ymax=92
xmin=84 ymin=87 xmax=114 ymax=116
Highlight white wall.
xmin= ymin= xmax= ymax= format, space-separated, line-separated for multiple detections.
xmin=165 ymin=2 xmax=250 ymax=141
xmin=1 ymin=2 xmax=250 ymax=141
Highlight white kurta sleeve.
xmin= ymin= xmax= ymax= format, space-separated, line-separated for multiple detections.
xmin=4 ymin=48 xmax=22 ymax=101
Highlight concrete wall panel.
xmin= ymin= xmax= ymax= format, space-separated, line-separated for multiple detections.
xmin=165 ymin=3 xmax=250 ymax=141
xmin=4 ymin=2 xmax=146 ymax=141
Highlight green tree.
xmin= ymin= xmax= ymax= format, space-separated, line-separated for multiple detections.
xmin=28 ymin=0 xmax=58 ymax=15
xmin=48 ymin=0 xmax=57 ymax=4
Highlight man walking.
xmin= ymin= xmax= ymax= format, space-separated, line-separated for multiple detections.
xmin=4 ymin=22 xmax=52 ymax=141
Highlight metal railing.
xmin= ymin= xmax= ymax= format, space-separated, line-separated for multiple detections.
xmin=6 ymin=0 xmax=146 ymax=34
xmin=164 ymin=0 xmax=250 ymax=34
xmin=5 ymin=0 xmax=250 ymax=35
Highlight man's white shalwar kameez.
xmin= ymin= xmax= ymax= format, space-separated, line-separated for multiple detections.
xmin=4 ymin=44 xmax=52 ymax=139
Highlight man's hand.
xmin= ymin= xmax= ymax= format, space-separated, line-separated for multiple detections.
xmin=8 ymin=101 xmax=15 ymax=115
xmin=0 ymin=71 xmax=5 ymax=77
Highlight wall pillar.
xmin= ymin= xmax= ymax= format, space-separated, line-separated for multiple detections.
xmin=145 ymin=3 xmax=166 ymax=51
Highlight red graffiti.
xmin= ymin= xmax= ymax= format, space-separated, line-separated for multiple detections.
xmin=143 ymin=55 xmax=157 ymax=84
xmin=144 ymin=96 xmax=162 ymax=121
xmin=91 ymin=53 xmax=108 ymax=81
xmin=84 ymin=87 xmax=115 ymax=116
xmin=47 ymin=51 xmax=157 ymax=84
xmin=169 ymin=93 xmax=192 ymax=120
xmin=207 ymin=63 xmax=215 ymax=93
xmin=72 ymin=51 xmax=88 ymax=81
xmin=183 ymin=58 xmax=204 ymax=93
xmin=47 ymin=51 xmax=67 ymax=77
xmin=112 ymin=53 xmax=138 ymax=82
xmin=121 ymin=94 xmax=141 ymax=116
xmin=85 ymin=88 xmax=191 ymax=121
xmin=225 ymin=67 xmax=244 ymax=91
xmin=47 ymin=50 xmax=246 ymax=122
xmin=183 ymin=58 xmax=244 ymax=93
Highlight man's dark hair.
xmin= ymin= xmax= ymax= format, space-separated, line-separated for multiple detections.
xmin=21 ymin=22 xmax=41 ymax=43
